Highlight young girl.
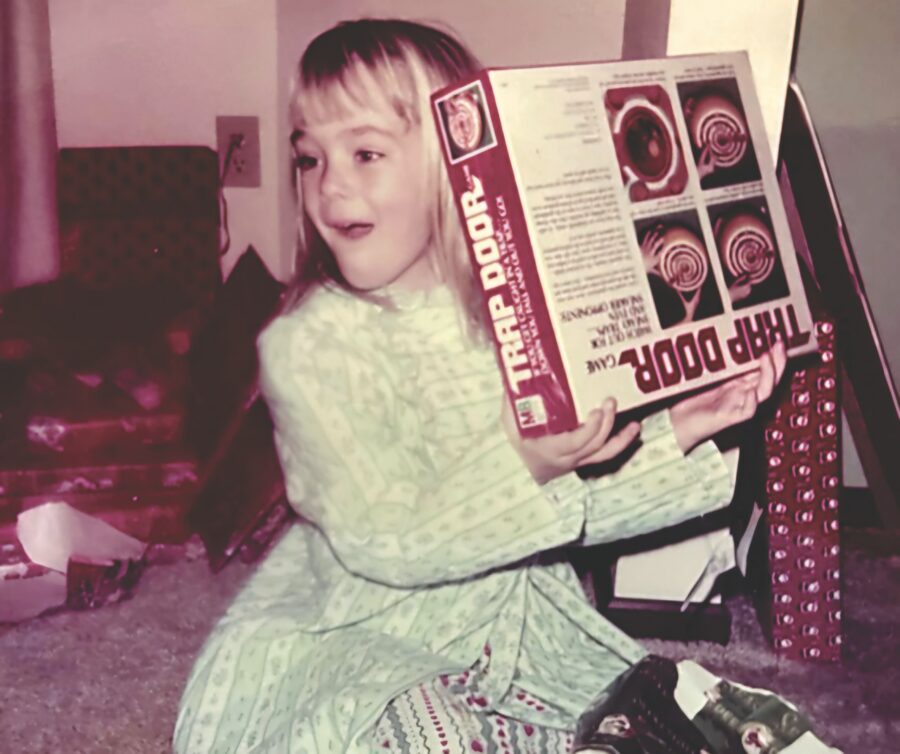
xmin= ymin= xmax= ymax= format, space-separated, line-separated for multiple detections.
xmin=174 ymin=19 xmax=789 ymax=754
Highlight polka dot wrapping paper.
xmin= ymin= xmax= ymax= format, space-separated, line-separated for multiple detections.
xmin=762 ymin=317 xmax=842 ymax=662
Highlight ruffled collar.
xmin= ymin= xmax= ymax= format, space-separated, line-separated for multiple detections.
xmin=319 ymin=280 xmax=455 ymax=312
xmin=378 ymin=282 xmax=455 ymax=312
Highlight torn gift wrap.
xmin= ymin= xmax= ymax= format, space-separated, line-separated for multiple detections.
xmin=17 ymin=501 xmax=146 ymax=571
xmin=0 ymin=502 xmax=148 ymax=623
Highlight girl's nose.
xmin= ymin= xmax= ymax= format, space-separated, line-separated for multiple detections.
xmin=319 ymin=160 xmax=352 ymax=198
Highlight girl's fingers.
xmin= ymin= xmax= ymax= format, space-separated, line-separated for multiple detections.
xmin=531 ymin=337 xmax=788 ymax=472
xmin=564 ymin=399 xmax=616 ymax=458
xmin=757 ymin=340 xmax=786 ymax=402
xmin=741 ymin=388 xmax=760 ymax=420
xmin=732 ymin=369 xmax=761 ymax=390
xmin=772 ymin=339 xmax=788 ymax=384
xmin=573 ymin=402 xmax=619 ymax=463
xmin=754 ymin=349 xmax=776 ymax=402
xmin=579 ymin=422 xmax=641 ymax=465
xmin=557 ymin=407 xmax=605 ymax=456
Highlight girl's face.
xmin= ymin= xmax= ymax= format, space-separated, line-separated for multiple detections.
xmin=293 ymin=93 xmax=438 ymax=292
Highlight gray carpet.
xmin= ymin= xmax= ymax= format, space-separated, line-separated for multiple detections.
xmin=1 ymin=528 xmax=897 ymax=754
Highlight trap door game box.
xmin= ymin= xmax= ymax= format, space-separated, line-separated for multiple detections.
xmin=434 ymin=52 xmax=816 ymax=436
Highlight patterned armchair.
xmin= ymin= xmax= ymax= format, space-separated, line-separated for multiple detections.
xmin=0 ymin=147 xmax=287 ymax=592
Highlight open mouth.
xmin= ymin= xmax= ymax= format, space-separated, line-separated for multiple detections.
xmin=333 ymin=222 xmax=374 ymax=240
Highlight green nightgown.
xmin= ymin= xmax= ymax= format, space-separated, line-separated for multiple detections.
xmin=173 ymin=283 xmax=733 ymax=754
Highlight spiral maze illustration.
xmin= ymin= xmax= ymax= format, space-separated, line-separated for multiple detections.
xmin=660 ymin=239 xmax=708 ymax=292
xmin=690 ymin=93 xmax=748 ymax=169
xmin=719 ymin=213 xmax=776 ymax=285
xmin=447 ymin=94 xmax=484 ymax=153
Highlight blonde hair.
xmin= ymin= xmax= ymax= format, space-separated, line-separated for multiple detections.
xmin=283 ymin=18 xmax=486 ymax=337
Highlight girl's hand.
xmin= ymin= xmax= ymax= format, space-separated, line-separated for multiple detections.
xmin=502 ymin=397 xmax=641 ymax=485
xmin=669 ymin=340 xmax=787 ymax=453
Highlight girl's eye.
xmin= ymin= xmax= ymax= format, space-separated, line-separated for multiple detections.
xmin=295 ymin=154 xmax=319 ymax=172
xmin=356 ymin=150 xmax=383 ymax=164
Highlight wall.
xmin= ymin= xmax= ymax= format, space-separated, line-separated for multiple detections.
xmin=794 ymin=0 xmax=900 ymax=486
xmin=48 ymin=0 xmax=281 ymax=279
xmin=275 ymin=0 xmax=628 ymax=281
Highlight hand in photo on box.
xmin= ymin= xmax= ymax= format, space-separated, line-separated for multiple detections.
xmin=709 ymin=199 xmax=789 ymax=310
xmin=678 ymin=80 xmax=759 ymax=189
xmin=636 ymin=216 xmax=724 ymax=329
xmin=640 ymin=223 xmax=704 ymax=325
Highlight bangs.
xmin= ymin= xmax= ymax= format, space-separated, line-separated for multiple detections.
xmin=290 ymin=48 xmax=422 ymax=131
xmin=290 ymin=19 xmax=480 ymax=132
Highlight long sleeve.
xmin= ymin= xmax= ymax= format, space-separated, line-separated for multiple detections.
xmin=258 ymin=289 xmax=734 ymax=589
xmin=259 ymin=307 xmax=583 ymax=588
xmin=560 ymin=410 xmax=734 ymax=546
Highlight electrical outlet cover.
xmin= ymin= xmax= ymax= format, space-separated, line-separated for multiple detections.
xmin=216 ymin=115 xmax=261 ymax=187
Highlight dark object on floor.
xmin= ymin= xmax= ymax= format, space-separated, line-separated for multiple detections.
xmin=574 ymin=655 xmax=712 ymax=753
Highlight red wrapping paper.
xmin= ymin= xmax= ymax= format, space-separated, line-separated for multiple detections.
xmin=17 ymin=356 xmax=187 ymax=455
xmin=0 ymin=453 xmax=196 ymax=500
xmin=762 ymin=318 xmax=841 ymax=661
xmin=24 ymin=410 xmax=183 ymax=455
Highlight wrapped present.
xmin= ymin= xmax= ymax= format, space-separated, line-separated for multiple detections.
xmin=237 ymin=497 xmax=294 ymax=564
xmin=0 ymin=278 xmax=213 ymax=368
xmin=0 ymin=349 xmax=187 ymax=469
xmin=16 ymin=345 xmax=189 ymax=455
xmin=185 ymin=245 xmax=284 ymax=462
xmin=23 ymin=408 xmax=183 ymax=455
xmin=760 ymin=317 xmax=842 ymax=661
xmin=0 ymin=436 xmax=198 ymax=535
